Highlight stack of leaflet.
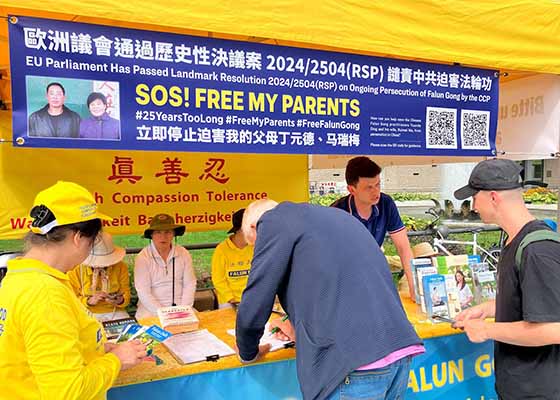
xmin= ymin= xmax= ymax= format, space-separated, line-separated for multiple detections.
xmin=433 ymin=255 xmax=480 ymax=318
xmin=471 ymin=262 xmax=497 ymax=304
xmin=422 ymin=275 xmax=450 ymax=321
xmin=157 ymin=305 xmax=199 ymax=334
xmin=411 ymin=258 xmax=437 ymax=312
xmin=412 ymin=254 xmax=495 ymax=322
xmin=102 ymin=316 xmax=137 ymax=341
xmin=117 ymin=323 xmax=173 ymax=355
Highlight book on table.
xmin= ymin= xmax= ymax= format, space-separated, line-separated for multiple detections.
xmin=410 ymin=258 xmax=435 ymax=305
xmin=415 ymin=265 xmax=438 ymax=313
xmin=471 ymin=262 xmax=496 ymax=303
xmin=422 ymin=274 xmax=450 ymax=321
xmin=433 ymin=254 xmax=479 ymax=310
xmin=157 ymin=305 xmax=199 ymax=334
xmin=102 ymin=316 xmax=137 ymax=340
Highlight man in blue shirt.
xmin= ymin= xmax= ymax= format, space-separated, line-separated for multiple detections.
xmin=331 ymin=156 xmax=414 ymax=299
xmin=236 ymin=200 xmax=423 ymax=400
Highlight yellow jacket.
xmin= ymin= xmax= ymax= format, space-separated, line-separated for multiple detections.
xmin=67 ymin=261 xmax=131 ymax=314
xmin=0 ymin=258 xmax=121 ymax=400
xmin=211 ymin=238 xmax=254 ymax=304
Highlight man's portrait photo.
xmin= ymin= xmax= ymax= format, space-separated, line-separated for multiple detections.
xmin=26 ymin=76 xmax=121 ymax=140
xmin=28 ymin=81 xmax=81 ymax=138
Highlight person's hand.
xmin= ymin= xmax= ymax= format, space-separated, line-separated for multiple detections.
xmin=234 ymin=343 xmax=272 ymax=364
xmin=106 ymin=293 xmax=124 ymax=305
xmin=462 ymin=319 xmax=490 ymax=343
xmin=269 ymin=318 xmax=295 ymax=342
xmin=109 ymin=340 xmax=147 ymax=371
xmin=104 ymin=342 xmax=118 ymax=352
xmin=454 ymin=303 xmax=488 ymax=325
xmin=408 ymin=286 xmax=415 ymax=302
xmin=87 ymin=292 xmax=108 ymax=306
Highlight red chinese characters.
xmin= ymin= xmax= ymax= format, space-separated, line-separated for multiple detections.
xmin=198 ymin=158 xmax=230 ymax=184
xmin=107 ymin=156 xmax=143 ymax=184
xmin=107 ymin=156 xmax=231 ymax=185
xmin=155 ymin=157 xmax=189 ymax=184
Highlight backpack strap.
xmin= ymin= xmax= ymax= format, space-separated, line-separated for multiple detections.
xmin=515 ymin=230 xmax=560 ymax=269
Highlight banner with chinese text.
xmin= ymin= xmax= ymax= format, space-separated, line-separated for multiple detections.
xmin=9 ymin=16 xmax=499 ymax=156
xmin=0 ymin=145 xmax=308 ymax=239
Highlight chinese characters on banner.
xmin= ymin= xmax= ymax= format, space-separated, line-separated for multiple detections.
xmin=9 ymin=16 xmax=499 ymax=156
xmin=0 ymin=144 xmax=308 ymax=239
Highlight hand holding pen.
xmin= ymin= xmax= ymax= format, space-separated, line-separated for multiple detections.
xmin=270 ymin=314 xmax=288 ymax=334
xmin=269 ymin=314 xmax=296 ymax=342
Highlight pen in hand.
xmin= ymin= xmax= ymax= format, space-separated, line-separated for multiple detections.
xmin=270 ymin=314 xmax=289 ymax=334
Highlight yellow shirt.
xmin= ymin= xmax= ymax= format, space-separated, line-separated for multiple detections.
xmin=67 ymin=261 xmax=131 ymax=314
xmin=211 ymin=238 xmax=254 ymax=304
xmin=0 ymin=258 xmax=121 ymax=400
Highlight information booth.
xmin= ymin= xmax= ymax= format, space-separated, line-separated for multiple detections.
xmin=1 ymin=2 xmax=559 ymax=399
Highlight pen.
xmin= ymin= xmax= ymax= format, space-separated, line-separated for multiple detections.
xmin=270 ymin=314 xmax=289 ymax=334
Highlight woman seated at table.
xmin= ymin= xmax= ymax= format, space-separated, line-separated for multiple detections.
xmin=211 ymin=208 xmax=254 ymax=308
xmin=68 ymin=231 xmax=131 ymax=321
xmin=79 ymin=92 xmax=120 ymax=140
xmin=134 ymin=214 xmax=197 ymax=319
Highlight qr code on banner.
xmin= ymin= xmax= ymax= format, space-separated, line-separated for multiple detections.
xmin=461 ymin=110 xmax=491 ymax=149
xmin=425 ymin=107 xmax=457 ymax=149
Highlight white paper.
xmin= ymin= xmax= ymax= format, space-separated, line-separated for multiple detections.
xmin=227 ymin=323 xmax=293 ymax=352
xmin=163 ymin=329 xmax=235 ymax=364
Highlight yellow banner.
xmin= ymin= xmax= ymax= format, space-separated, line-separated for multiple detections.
xmin=0 ymin=144 xmax=308 ymax=239
xmin=2 ymin=2 xmax=560 ymax=75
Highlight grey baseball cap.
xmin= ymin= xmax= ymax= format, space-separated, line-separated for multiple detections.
xmin=454 ymin=159 xmax=523 ymax=200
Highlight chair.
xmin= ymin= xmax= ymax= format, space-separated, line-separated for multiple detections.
xmin=194 ymin=288 xmax=218 ymax=311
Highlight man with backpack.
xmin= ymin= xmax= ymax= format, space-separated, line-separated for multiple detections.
xmin=454 ymin=158 xmax=560 ymax=400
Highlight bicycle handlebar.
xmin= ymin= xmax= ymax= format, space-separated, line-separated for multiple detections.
xmin=407 ymin=224 xmax=501 ymax=237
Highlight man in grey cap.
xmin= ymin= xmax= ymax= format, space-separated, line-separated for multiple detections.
xmin=454 ymin=158 xmax=560 ymax=400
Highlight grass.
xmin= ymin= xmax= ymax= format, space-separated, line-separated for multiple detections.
xmin=0 ymin=230 xmax=229 ymax=282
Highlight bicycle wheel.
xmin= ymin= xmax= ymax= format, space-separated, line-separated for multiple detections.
xmin=482 ymin=246 xmax=501 ymax=270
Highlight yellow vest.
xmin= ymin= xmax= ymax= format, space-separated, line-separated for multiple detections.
xmin=0 ymin=258 xmax=120 ymax=399
xmin=211 ymin=238 xmax=254 ymax=304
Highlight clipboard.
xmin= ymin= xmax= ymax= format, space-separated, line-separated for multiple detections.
xmin=162 ymin=329 xmax=235 ymax=365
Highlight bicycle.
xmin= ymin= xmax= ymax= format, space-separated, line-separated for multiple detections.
xmin=423 ymin=209 xmax=501 ymax=270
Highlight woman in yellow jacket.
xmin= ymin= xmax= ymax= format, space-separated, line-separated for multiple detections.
xmin=68 ymin=231 xmax=131 ymax=322
xmin=0 ymin=181 xmax=146 ymax=400
xmin=211 ymin=208 xmax=254 ymax=308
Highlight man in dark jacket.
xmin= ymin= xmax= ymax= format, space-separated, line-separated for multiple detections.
xmin=236 ymin=199 xmax=423 ymax=400
xmin=28 ymin=82 xmax=81 ymax=138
